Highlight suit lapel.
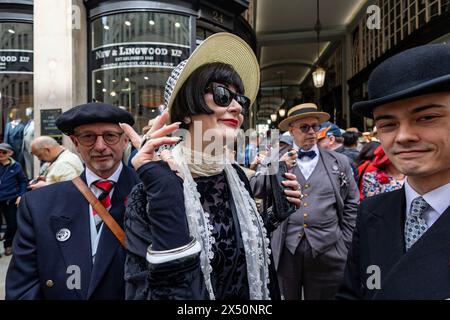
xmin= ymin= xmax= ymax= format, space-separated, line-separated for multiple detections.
xmin=87 ymin=166 xmax=133 ymax=298
xmin=49 ymin=173 xmax=92 ymax=299
xmin=320 ymin=150 xmax=346 ymax=219
xmin=368 ymin=189 xmax=406 ymax=288
xmin=375 ymin=204 xmax=450 ymax=299
xmin=10 ymin=122 xmax=24 ymax=137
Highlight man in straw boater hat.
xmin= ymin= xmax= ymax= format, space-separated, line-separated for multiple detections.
xmin=6 ymin=102 xmax=139 ymax=299
xmin=251 ymin=102 xmax=359 ymax=300
xmin=337 ymin=44 xmax=450 ymax=300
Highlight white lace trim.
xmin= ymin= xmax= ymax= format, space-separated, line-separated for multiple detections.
xmin=172 ymin=145 xmax=271 ymax=300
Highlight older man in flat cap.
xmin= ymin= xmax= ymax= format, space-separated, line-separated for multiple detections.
xmin=6 ymin=102 xmax=139 ymax=300
xmin=337 ymin=44 xmax=450 ymax=300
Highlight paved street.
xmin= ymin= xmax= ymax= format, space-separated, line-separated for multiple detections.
xmin=0 ymin=247 xmax=11 ymax=300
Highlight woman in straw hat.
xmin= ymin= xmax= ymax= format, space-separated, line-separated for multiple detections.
xmin=120 ymin=32 xmax=302 ymax=300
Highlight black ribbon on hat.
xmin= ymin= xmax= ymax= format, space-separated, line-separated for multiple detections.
xmin=289 ymin=108 xmax=319 ymax=117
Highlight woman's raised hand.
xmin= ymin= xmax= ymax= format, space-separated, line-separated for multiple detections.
xmin=120 ymin=111 xmax=182 ymax=171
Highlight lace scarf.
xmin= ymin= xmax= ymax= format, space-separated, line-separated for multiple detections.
xmin=172 ymin=144 xmax=271 ymax=300
xmin=183 ymin=147 xmax=226 ymax=178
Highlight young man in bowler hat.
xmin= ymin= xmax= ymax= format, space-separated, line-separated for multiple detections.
xmin=337 ymin=44 xmax=450 ymax=299
xmin=6 ymin=103 xmax=139 ymax=299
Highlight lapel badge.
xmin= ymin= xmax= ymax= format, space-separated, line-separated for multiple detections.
xmin=56 ymin=228 xmax=71 ymax=242
xmin=332 ymin=165 xmax=339 ymax=171
xmin=339 ymin=172 xmax=349 ymax=188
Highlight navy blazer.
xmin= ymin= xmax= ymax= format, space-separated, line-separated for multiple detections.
xmin=337 ymin=187 xmax=450 ymax=299
xmin=4 ymin=121 xmax=25 ymax=157
xmin=6 ymin=165 xmax=139 ymax=300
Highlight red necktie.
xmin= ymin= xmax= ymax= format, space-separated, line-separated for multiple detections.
xmin=92 ymin=180 xmax=115 ymax=231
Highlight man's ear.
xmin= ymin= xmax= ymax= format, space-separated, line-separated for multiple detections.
xmin=288 ymin=127 xmax=294 ymax=135
xmin=69 ymin=135 xmax=79 ymax=149
xmin=329 ymin=135 xmax=335 ymax=144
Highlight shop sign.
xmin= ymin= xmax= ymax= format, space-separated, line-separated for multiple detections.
xmin=0 ymin=50 xmax=33 ymax=74
xmin=91 ymin=42 xmax=190 ymax=71
xmin=41 ymin=109 xmax=63 ymax=144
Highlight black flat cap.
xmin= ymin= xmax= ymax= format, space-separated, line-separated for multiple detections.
xmin=352 ymin=44 xmax=450 ymax=118
xmin=56 ymin=102 xmax=134 ymax=135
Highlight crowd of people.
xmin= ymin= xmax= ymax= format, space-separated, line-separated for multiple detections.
xmin=0 ymin=33 xmax=449 ymax=300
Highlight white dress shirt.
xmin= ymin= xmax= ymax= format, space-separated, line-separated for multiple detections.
xmin=85 ymin=162 xmax=123 ymax=263
xmin=404 ymin=179 xmax=450 ymax=228
xmin=293 ymin=143 xmax=319 ymax=180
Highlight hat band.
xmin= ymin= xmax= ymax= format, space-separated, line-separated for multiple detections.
xmin=289 ymin=108 xmax=319 ymax=117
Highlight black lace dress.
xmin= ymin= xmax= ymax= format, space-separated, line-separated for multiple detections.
xmin=195 ymin=172 xmax=249 ymax=299
xmin=124 ymin=163 xmax=279 ymax=300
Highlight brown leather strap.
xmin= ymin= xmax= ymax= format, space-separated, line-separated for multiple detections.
xmin=72 ymin=177 xmax=126 ymax=248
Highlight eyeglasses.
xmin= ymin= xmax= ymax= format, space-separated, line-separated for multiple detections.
xmin=205 ymin=83 xmax=250 ymax=115
xmin=0 ymin=150 xmax=8 ymax=155
xmin=291 ymin=124 xmax=321 ymax=133
xmin=74 ymin=131 xmax=124 ymax=147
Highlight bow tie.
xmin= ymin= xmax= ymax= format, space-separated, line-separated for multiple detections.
xmin=298 ymin=150 xmax=317 ymax=159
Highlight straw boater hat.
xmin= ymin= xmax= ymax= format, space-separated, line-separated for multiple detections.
xmin=278 ymin=103 xmax=330 ymax=131
xmin=164 ymin=32 xmax=260 ymax=122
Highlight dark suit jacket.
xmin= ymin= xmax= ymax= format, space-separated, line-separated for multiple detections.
xmin=337 ymin=188 xmax=450 ymax=299
xmin=6 ymin=165 xmax=139 ymax=300
xmin=4 ymin=121 xmax=25 ymax=157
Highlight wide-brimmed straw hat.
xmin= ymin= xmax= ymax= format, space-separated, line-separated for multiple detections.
xmin=278 ymin=103 xmax=330 ymax=131
xmin=164 ymin=32 xmax=259 ymax=121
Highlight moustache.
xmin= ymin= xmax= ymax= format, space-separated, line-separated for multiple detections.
xmin=90 ymin=153 xmax=113 ymax=157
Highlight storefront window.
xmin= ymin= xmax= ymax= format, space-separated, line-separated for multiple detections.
xmin=91 ymin=11 xmax=191 ymax=133
xmin=430 ymin=33 xmax=450 ymax=44
xmin=0 ymin=21 xmax=33 ymax=147
xmin=196 ymin=27 xmax=214 ymax=43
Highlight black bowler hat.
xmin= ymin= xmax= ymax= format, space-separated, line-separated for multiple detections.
xmin=56 ymin=102 xmax=134 ymax=135
xmin=352 ymin=44 xmax=450 ymax=118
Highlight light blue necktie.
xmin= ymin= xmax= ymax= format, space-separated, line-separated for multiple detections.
xmin=405 ymin=196 xmax=429 ymax=251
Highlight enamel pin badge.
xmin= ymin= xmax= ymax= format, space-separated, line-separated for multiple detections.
xmin=56 ymin=228 xmax=71 ymax=242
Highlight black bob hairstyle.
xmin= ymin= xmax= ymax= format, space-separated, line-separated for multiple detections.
xmin=170 ymin=62 xmax=246 ymax=129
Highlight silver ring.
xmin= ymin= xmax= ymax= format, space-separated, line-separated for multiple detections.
xmin=140 ymin=133 xmax=152 ymax=148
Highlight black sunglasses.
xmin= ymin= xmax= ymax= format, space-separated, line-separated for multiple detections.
xmin=205 ymin=83 xmax=250 ymax=115
xmin=0 ymin=150 xmax=8 ymax=155
xmin=291 ymin=124 xmax=321 ymax=133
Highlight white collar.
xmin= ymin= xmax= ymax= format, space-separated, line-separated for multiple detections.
xmin=85 ymin=162 xmax=123 ymax=187
xmin=405 ymin=178 xmax=450 ymax=215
